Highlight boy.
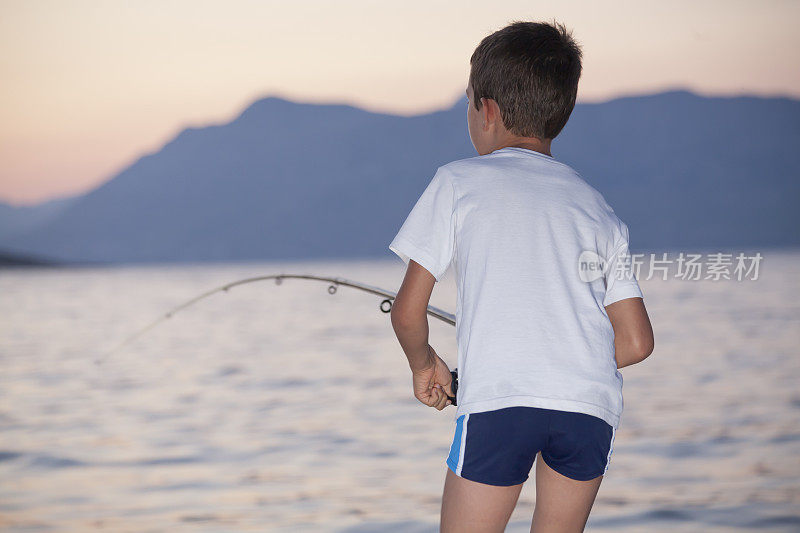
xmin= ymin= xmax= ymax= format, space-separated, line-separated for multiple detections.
xmin=388 ymin=21 xmax=654 ymax=532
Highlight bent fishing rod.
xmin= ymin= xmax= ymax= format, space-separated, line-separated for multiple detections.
xmin=98 ymin=273 xmax=456 ymax=366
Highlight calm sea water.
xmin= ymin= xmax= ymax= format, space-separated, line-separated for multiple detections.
xmin=1 ymin=252 xmax=799 ymax=532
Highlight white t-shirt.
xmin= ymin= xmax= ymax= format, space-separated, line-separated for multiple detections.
xmin=389 ymin=146 xmax=644 ymax=429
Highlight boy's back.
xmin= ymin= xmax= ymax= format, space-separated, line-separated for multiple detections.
xmin=390 ymin=145 xmax=642 ymax=430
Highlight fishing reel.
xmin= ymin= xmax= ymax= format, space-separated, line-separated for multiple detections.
xmin=447 ymin=368 xmax=459 ymax=406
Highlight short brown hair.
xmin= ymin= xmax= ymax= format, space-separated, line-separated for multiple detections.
xmin=469 ymin=21 xmax=582 ymax=139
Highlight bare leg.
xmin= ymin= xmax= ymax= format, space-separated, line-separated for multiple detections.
xmin=530 ymin=452 xmax=603 ymax=533
xmin=440 ymin=468 xmax=524 ymax=532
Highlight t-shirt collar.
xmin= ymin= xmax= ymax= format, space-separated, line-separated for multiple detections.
xmin=495 ymin=146 xmax=555 ymax=160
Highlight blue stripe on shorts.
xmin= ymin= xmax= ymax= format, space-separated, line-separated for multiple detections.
xmin=446 ymin=414 xmax=466 ymax=470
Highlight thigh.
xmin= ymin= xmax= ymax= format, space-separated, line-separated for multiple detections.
xmin=532 ymin=411 xmax=615 ymax=532
xmin=441 ymin=468 xmax=523 ymax=533
xmin=531 ymin=451 xmax=602 ymax=533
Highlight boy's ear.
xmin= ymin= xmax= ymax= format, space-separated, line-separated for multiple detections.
xmin=480 ymin=97 xmax=500 ymax=130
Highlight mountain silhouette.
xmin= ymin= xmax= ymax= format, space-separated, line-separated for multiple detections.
xmin=1 ymin=90 xmax=798 ymax=264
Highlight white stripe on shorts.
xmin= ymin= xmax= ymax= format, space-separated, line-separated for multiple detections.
xmin=603 ymin=425 xmax=616 ymax=474
xmin=456 ymin=413 xmax=470 ymax=475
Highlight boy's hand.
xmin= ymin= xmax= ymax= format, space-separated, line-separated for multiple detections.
xmin=412 ymin=345 xmax=454 ymax=410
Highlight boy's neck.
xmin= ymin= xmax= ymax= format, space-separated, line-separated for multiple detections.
xmin=496 ymin=137 xmax=553 ymax=157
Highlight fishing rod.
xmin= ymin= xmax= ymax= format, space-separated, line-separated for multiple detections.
xmin=98 ymin=273 xmax=460 ymax=403
xmin=97 ymin=273 xmax=456 ymax=366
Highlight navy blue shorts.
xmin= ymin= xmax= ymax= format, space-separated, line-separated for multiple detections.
xmin=446 ymin=406 xmax=616 ymax=486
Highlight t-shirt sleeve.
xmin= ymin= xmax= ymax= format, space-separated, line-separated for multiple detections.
xmin=603 ymin=223 xmax=644 ymax=307
xmin=388 ymin=167 xmax=456 ymax=282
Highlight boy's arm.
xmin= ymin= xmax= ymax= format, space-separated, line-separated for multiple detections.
xmin=390 ymin=259 xmax=454 ymax=410
xmin=605 ymin=297 xmax=654 ymax=369
xmin=391 ymin=260 xmax=437 ymax=372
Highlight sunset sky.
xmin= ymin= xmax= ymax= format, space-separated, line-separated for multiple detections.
xmin=1 ymin=0 xmax=798 ymax=205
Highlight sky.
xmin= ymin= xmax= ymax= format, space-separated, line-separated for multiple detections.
xmin=1 ymin=0 xmax=798 ymax=205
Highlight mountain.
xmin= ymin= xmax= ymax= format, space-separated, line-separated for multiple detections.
xmin=1 ymin=90 xmax=798 ymax=264
xmin=0 ymin=194 xmax=80 ymax=242
xmin=555 ymin=91 xmax=800 ymax=249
